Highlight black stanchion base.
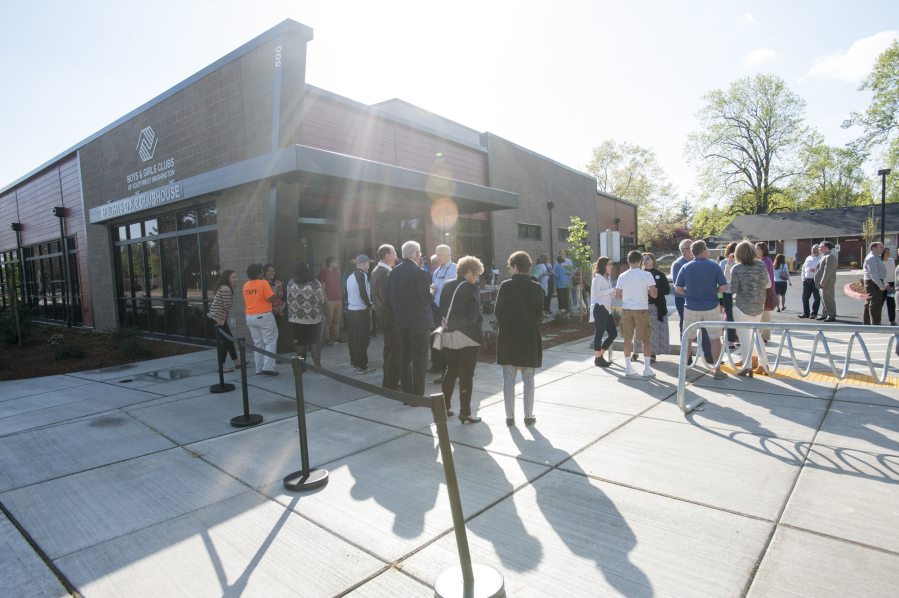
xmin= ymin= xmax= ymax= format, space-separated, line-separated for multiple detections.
xmin=434 ymin=564 xmax=505 ymax=598
xmin=209 ymin=383 xmax=236 ymax=394
xmin=230 ymin=413 xmax=264 ymax=428
xmin=282 ymin=468 xmax=329 ymax=492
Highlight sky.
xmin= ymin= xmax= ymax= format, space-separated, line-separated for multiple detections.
xmin=2 ymin=0 xmax=898 ymax=203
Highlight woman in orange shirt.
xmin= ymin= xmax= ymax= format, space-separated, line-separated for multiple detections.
xmin=243 ymin=263 xmax=279 ymax=376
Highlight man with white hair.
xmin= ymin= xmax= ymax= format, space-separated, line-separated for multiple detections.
xmin=428 ymin=244 xmax=457 ymax=380
xmin=387 ymin=240 xmax=435 ymax=396
xmin=798 ymin=244 xmax=821 ymax=319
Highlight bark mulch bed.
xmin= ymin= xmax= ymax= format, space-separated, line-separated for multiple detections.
xmin=0 ymin=325 xmax=205 ymax=381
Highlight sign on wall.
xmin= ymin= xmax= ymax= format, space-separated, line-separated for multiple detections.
xmin=89 ymin=182 xmax=184 ymax=223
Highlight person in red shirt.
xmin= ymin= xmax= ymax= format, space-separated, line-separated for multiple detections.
xmin=243 ymin=263 xmax=279 ymax=376
xmin=318 ymin=256 xmax=342 ymax=344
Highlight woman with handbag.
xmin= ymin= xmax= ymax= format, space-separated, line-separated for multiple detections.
xmin=773 ymin=254 xmax=792 ymax=312
xmin=437 ymin=256 xmax=485 ymax=424
xmin=755 ymin=243 xmax=776 ymax=342
xmin=731 ymin=242 xmax=771 ymax=376
xmin=207 ymin=269 xmax=241 ymax=372
xmin=495 ymin=251 xmax=544 ymax=427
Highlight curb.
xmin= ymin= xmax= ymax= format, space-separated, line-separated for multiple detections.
xmin=843 ymin=281 xmax=867 ymax=301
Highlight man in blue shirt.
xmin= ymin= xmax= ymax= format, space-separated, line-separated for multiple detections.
xmin=672 ymin=238 xmax=712 ymax=363
xmin=553 ymin=253 xmax=572 ymax=312
xmin=675 ymin=239 xmax=729 ymax=379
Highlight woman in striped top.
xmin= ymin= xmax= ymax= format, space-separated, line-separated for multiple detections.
xmin=731 ymin=242 xmax=771 ymax=376
xmin=207 ymin=270 xmax=241 ymax=372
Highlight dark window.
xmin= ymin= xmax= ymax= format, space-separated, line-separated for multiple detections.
xmin=518 ymin=223 xmax=542 ymax=240
xmin=18 ymin=237 xmax=81 ymax=324
xmin=558 ymin=227 xmax=569 ymax=242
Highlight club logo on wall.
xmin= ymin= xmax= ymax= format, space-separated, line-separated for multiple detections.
xmin=136 ymin=126 xmax=159 ymax=162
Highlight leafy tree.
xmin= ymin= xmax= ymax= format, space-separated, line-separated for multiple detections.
xmin=798 ymin=140 xmax=871 ymax=209
xmin=845 ymin=40 xmax=899 ymax=203
xmin=586 ymin=139 xmax=676 ymax=244
xmin=566 ymin=216 xmax=594 ymax=321
xmin=862 ymin=208 xmax=880 ymax=246
xmin=691 ymin=204 xmax=732 ymax=240
xmin=689 ymin=73 xmax=813 ymax=215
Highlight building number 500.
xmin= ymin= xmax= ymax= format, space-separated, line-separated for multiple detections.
xmin=274 ymin=46 xmax=282 ymax=68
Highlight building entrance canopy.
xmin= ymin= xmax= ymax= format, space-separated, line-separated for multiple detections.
xmin=89 ymin=144 xmax=518 ymax=224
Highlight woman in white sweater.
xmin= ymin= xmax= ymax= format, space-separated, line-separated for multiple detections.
xmin=590 ymin=256 xmax=617 ymax=367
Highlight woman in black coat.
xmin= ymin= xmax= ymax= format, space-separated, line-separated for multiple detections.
xmin=494 ymin=251 xmax=544 ymax=427
xmin=438 ymin=256 xmax=486 ymax=424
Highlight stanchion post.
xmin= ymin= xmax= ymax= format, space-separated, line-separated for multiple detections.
xmin=209 ymin=327 xmax=236 ymax=394
xmin=430 ymin=393 xmax=504 ymax=598
xmin=230 ymin=338 xmax=263 ymax=428
xmin=283 ymin=355 xmax=329 ymax=491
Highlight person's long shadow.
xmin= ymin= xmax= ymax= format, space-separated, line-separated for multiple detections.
xmin=462 ymin=424 xmax=544 ymax=573
xmin=510 ymin=426 xmax=653 ymax=597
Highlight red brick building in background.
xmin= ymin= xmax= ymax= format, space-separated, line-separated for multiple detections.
xmin=0 ymin=19 xmax=636 ymax=341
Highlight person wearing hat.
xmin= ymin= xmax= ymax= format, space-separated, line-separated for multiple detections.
xmin=346 ymin=254 xmax=375 ymax=373
xmin=814 ymin=242 xmax=838 ymax=321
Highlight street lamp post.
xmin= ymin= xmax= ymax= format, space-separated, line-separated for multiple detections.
xmin=878 ymin=168 xmax=891 ymax=244
xmin=547 ymin=201 xmax=556 ymax=258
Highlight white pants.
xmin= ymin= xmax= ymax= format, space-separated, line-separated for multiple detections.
xmin=502 ymin=366 xmax=535 ymax=419
xmin=246 ymin=312 xmax=278 ymax=373
xmin=733 ymin=307 xmax=769 ymax=370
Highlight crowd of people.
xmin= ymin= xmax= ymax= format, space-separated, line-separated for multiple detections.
xmin=205 ymin=234 xmax=899 ymax=424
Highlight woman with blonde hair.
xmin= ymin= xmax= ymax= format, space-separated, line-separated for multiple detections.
xmin=590 ymin=256 xmax=617 ymax=367
xmin=731 ymin=241 xmax=771 ymax=376
xmin=438 ymin=255 xmax=486 ymax=424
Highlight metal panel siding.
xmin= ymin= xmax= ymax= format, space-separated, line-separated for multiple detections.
xmin=301 ymin=92 xmax=487 ymax=186
xmin=0 ymin=190 xmax=18 ymax=250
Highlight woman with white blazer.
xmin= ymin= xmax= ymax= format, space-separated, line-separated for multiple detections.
xmin=590 ymin=256 xmax=617 ymax=367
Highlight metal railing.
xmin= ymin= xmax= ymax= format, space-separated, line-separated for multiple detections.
xmin=676 ymin=321 xmax=899 ymax=413
xmin=210 ymin=326 xmax=505 ymax=597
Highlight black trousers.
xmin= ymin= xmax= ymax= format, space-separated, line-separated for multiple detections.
xmin=347 ymin=309 xmax=371 ymax=368
xmin=886 ymin=283 xmax=895 ymax=324
xmin=378 ymin=310 xmax=400 ymax=389
xmin=399 ymin=327 xmax=430 ymax=395
xmin=592 ymin=304 xmax=617 ymax=351
xmin=557 ymin=287 xmax=570 ymax=311
xmin=216 ymin=322 xmax=237 ymax=364
xmin=801 ymin=279 xmax=821 ymax=316
xmin=864 ymin=281 xmax=884 ymax=325
xmin=443 ymin=346 xmax=479 ymax=416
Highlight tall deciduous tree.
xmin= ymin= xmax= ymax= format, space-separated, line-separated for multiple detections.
xmin=689 ymin=73 xmax=812 ymax=215
xmin=565 ymin=216 xmax=594 ymax=321
xmin=844 ymin=39 xmax=899 ymax=202
xmin=799 ymin=139 xmax=871 ymax=209
xmin=586 ymin=139 xmax=676 ymax=245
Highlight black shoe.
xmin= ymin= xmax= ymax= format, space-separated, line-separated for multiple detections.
xmin=631 ymin=353 xmax=640 ymax=362
xmin=524 ymin=416 xmax=537 ymax=426
xmin=595 ymin=355 xmax=610 ymax=367
xmin=798 ymin=314 xmax=810 ymax=319
xmin=459 ymin=415 xmax=482 ymax=424
xmin=261 ymin=370 xmax=279 ymax=376
xmin=506 ymin=418 xmax=514 ymax=426
xmin=686 ymin=356 xmax=694 ymax=366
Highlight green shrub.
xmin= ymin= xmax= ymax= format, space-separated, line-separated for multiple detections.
xmin=108 ymin=327 xmax=151 ymax=358
xmin=47 ymin=334 xmax=86 ymax=360
xmin=0 ymin=311 xmax=30 ymax=346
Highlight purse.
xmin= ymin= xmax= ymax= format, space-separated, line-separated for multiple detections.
xmin=432 ymin=282 xmax=480 ymax=350
xmin=763 ymin=285 xmax=776 ymax=311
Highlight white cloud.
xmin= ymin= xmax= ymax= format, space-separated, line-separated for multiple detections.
xmin=806 ymin=30 xmax=899 ymax=82
xmin=742 ymin=12 xmax=757 ymax=25
xmin=743 ymin=48 xmax=777 ymax=66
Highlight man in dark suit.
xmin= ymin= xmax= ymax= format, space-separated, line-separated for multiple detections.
xmin=387 ymin=240 xmax=435 ymax=396
xmin=371 ymin=243 xmax=400 ymax=390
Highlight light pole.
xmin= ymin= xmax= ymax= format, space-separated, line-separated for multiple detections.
xmin=878 ymin=168 xmax=891 ymax=244
xmin=547 ymin=201 xmax=556 ymax=258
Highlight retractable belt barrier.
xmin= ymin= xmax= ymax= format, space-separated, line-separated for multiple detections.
xmin=676 ymin=321 xmax=899 ymax=413
xmin=209 ymin=324 xmax=505 ymax=597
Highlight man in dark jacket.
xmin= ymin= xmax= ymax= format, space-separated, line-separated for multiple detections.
xmin=387 ymin=240 xmax=434 ymax=396
xmin=371 ymin=243 xmax=400 ymax=389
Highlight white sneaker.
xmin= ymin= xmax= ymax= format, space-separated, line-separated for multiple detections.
xmin=642 ymin=370 xmax=656 ymax=378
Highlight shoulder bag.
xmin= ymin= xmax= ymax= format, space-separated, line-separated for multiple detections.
xmin=432 ymin=282 xmax=480 ymax=350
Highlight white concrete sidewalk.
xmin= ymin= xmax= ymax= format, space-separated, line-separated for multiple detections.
xmin=1 ymin=338 xmax=898 ymax=597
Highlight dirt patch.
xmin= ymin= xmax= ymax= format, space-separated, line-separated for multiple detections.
xmin=0 ymin=325 xmax=204 ymax=381
xmin=479 ymin=315 xmax=595 ymax=362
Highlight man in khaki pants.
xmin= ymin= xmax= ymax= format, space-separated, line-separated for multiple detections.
xmin=814 ymin=242 xmax=838 ymax=322
xmin=616 ymin=250 xmax=658 ymax=377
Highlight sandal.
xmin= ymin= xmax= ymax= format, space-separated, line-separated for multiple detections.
xmin=221 ymin=365 xmax=235 ymax=373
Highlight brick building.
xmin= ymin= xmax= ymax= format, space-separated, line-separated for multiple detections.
xmin=0 ymin=19 xmax=636 ymax=342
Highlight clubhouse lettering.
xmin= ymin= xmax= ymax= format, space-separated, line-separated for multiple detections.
xmin=90 ymin=183 xmax=184 ymax=222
